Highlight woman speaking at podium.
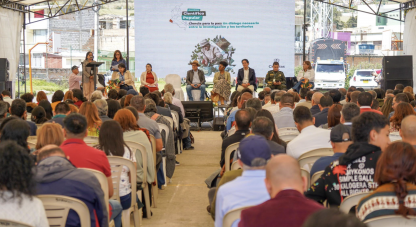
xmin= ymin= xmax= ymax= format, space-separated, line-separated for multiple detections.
xmin=82 ymin=51 xmax=95 ymax=100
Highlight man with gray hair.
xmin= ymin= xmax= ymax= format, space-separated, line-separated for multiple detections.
xmin=0 ymin=101 xmax=8 ymax=125
xmin=340 ymin=103 xmax=360 ymax=130
xmin=90 ymin=90 xmax=103 ymax=103
xmin=164 ymin=92 xmax=183 ymax=124
xmin=215 ymin=135 xmax=272 ymax=227
xmin=310 ymin=92 xmax=323 ymax=115
xmin=164 ymin=83 xmax=185 ymax=117
xmin=272 ymin=93 xmax=296 ymax=129
xmin=94 ymin=99 xmax=110 ymax=122
xmin=245 ymin=98 xmax=262 ymax=111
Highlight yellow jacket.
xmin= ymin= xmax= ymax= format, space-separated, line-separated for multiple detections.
xmin=112 ymin=70 xmax=137 ymax=91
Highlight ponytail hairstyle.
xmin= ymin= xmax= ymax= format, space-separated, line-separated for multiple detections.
xmin=375 ymin=141 xmax=416 ymax=217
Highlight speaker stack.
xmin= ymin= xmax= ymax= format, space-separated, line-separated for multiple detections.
xmin=0 ymin=58 xmax=13 ymax=98
xmin=382 ymin=56 xmax=413 ymax=90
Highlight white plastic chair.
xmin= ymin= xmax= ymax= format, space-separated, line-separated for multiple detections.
xmin=300 ymin=168 xmax=310 ymax=190
xmin=163 ymin=116 xmax=174 ymax=132
xmin=223 ymin=206 xmax=252 ymax=227
xmin=107 ymin=156 xmax=140 ymax=226
xmin=124 ymin=141 xmax=152 ymax=220
xmin=158 ymin=123 xmax=170 ymax=187
xmin=28 ymin=141 xmax=36 ymax=150
xmin=84 ymin=136 xmax=99 ymax=147
xmin=278 ymin=127 xmax=299 ymax=142
xmin=364 ymin=215 xmax=416 ymax=227
xmin=170 ymin=111 xmax=182 ymax=154
xmin=231 ymin=161 xmax=242 ymax=171
xmin=339 ymin=192 xmax=370 ymax=214
xmin=224 ymin=142 xmax=240 ymax=172
xmin=38 ymin=195 xmax=91 ymax=227
xmin=311 ymin=170 xmax=324 ymax=186
xmin=165 ymin=74 xmax=184 ymax=101
xmin=190 ymin=90 xmax=205 ymax=101
xmin=148 ymin=135 xmax=158 ymax=208
xmin=0 ymin=220 xmax=33 ymax=227
xmin=298 ymin=148 xmax=333 ymax=172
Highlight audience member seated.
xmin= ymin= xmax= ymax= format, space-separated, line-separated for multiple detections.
xmin=35 ymin=123 xmax=64 ymax=150
xmin=36 ymin=91 xmax=48 ymax=104
xmin=36 ymin=145 xmax=110 ymax=227
xmin=374 ymin=88 xmax=385 ymax=107
xmin=164 ymin=92 xmax=184 ymax=124
xmin=1 ymin=90 xmax=13 ymax=105
xmin=328 ymin=89 xmax=341 ymax=104
xmin=130 ymin=96 xmax=163 ymax=152
xmin=90 ymin=90 xmax=103 ymax=103
xmin=310 ymin=92 xmax=323 ymax=115
xmin=215 ymin=135 xmax=272 ymax=227
xmin=0 ymin=118 xmax=30 ymax=153
xmin=404 ymin=92 xmax=415 ymax=103
xmin=0 ymin=101 xmax=8 ymax=125
xmin=305 ymin=112 xmax=390 ymax=206
xmin=124 ymin=94 xmax=134 ymax=107
xmin=94 ymin=99 xmax=111 ymax=122
xmin=390 ymin=103 xmax=415 ymax=132
xmin=357 ymin=142 xmax=416 ymax=222
xmin=310 ymin=124 xmax=352 ymax=177
xmin=144 ymin=92 xmax=172 ymax=118
xmin=296 ymin=89 xmax=313 ymax=109
xmin=107 ymin=89 xmax=118 ymax=101
xmin=108 ymin=99 xmax=121 ymax=119
xmin=263 ymin=91 xmax=285 ymax=114
xmin=64 ymin=90 xmax=73 ymax=102
xmin=263 ymin=94 xmax=271 ymax=106
xmin=226 ymin=92 xmax=253 ymax=132
xmin=79 ymin=101 xmax=102 ymax=136
xmin=21 ymin=93 xmax=37 ymax=113
xmin=350 ymin=90 xmax=361 ymax=105
xmin=96 ymin=121 xmax=142 ymax=211
xmin=371 ymin=98 xmax=380 ymax=111
xmin=10 ymin=99 xmax=37 ymax=135
xmin=340 ymin=103 xmax=360 ymax=130
xmin=38 ymin=100 xmax=53 ymax=120
xmin=226 ymin=92 xmax=241 ymax=117
xmin=0 ymin=141 xmax=48 ymax=227
xmin=252 ymin=117 xmax=285 ymax=155
xmin=395 ymin=83 xmax=405 ymax=91
xmin=51 ymin=90 xmax=64 ymax=111
xmin=358 ymin=92 xmax=383 ymax=115
xmin=302 ymin=208 xmax=367 ymax=227
xmin=313 ymin=95 xmax=333 ymax=127
xmin=46 ymin=102 xmax=70 ymax=127
xmin=164 ymin=84 xmax=185 ymax=117
xmin=321 ymin=104 xmax=342 ymax=129
xmin=273 ymin=93 xmax=296 ymax=129
xmin=287 ymin=106 xmax=331 ymax=159
xmin=400 ymin=115 xmax=416 ymax=147
xmin=389 ymin=93 xmax=410 ymax=120
xmin=239 ymin=155 xmax=323 ymax=227
xmin=220 ymin=109 xmax=251 ymax=168
xmin=381 ymin=96 xmax=394 ymax=118
xmin=30 ymin=106 xmax=48 ymax=125
xmin=255 ymin=109 xmax=287 ymax=148
xmin=144 ymin=99 xmax=176 ymax=174
xmin=258 ymin=91 xmax=265 ymax=103
xmin=72 ymin=89 xmax=86 ymax=108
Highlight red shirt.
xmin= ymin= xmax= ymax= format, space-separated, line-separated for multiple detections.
xmin=74 ymin=100 xmax=83 ymax=108
xmin=360 ymin=107 xmax=383 ymax=115
xmin=60 ymin=138 xmax=111 ymax=177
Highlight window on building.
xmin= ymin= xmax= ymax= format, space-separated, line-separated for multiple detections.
xmin=120 ymin=20 xmax=130 ymax=29
xmin=376 ymin=13 xmax=387 ymax=26
xmin=33 ymin=29 xmax=47 ymax=43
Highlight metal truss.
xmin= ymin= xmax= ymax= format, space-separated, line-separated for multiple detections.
xmin=0 ymin=0 xmax=119 ymax=25
xmin=310 ymin=0 xmax=334 ymax=40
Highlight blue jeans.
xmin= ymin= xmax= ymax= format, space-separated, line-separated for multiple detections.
xmin=182 ymin=129 xmax=192 ymax=149
xmin=120 ymin=192 xmax=142 ymax=210
xmin=292 ymin=79 xmax=314 ymax=92
xmin=186 ymin=84 xmax=206 ymax=101
xmin=109 ymin=199 xmax=122 ymax=227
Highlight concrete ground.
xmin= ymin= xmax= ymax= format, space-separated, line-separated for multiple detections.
xmin=141 ymin=131 xmax=221 ymax=227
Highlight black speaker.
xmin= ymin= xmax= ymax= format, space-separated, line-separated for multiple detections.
xmin=0 ymin=81 xmax=13 ymax=98
xmin=0 ymin=58 xmax=9 ymax=82
xmin=383 ymin=56 xmax=413 ymax=90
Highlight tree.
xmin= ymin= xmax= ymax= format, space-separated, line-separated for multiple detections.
xmin=345 ymin=16 xmax=357 ymax=28
xmin=333 ymin=7 xmax=344 ymax=30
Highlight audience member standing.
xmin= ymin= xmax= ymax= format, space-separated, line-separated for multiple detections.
xmin=305 ymin=112 xmax=390 ymax=206
xmin=310 ymin=92 xmax=323 ymax=115
xmin=0 ymin=141 xmax=48 ymax=227
xmin=286 ymin=106 xmax=331 ymax=159
xmin=82 ymin=51 xmax=96 ymax=100
xmin=69 ymin=65 xmax=82 ymax=91
xmin=273 ymin=93 xmax=296 ymax=129
xmin=215 ymin=135 xmax=272 ymax=227
xmin=238 ymin=155 xmax=323 ymax=227
xmin=10 ymin=99 xmax=37 ymax=135
xmin=313 ymin=95 xmax=333 ymax=127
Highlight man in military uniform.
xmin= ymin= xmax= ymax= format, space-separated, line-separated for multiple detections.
xmin=265 ymin=62 xmax=286 ymax=90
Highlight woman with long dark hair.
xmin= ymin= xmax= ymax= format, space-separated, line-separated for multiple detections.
xmin=72 ymin=89 xmax=85 ymax=108
xmin=357 ymin=141 xmax=416 ymax=221
xmin=0 ymin=119 xmax=30 ymax=153
xmin=140 ymin=63 xmax=158 ymax=92
xmin=107 ymin=99 xmax=121 ymax=119
xmin=255 ymin=109 xmax=287 ymax=149
xmin=30 ymin=106 xmax=48 ymax=124
xmin=0 ymin=141 xmax=48 ymax=226
xmin=51 ymin=90 xmax=64 ymax=111
xmin=38 ymin=100 xmax=53 ymax=120
xmin=82 ymin=51 xmax=95 ymax=100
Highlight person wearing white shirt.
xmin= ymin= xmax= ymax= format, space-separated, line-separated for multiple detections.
xmin=293 ymin=61 xmax=315 ymax=92
xmin=287 ymin=106 xmax=331 ymax=159
xmin=264 ymin=91 xmax=285 ymax=114
xmin=1 ymin=90 xmax=13 ymax=105
xmin=296 ymin=89 xmax=313 ymax=109
xmin=236 ymin=59 xmax=256 ymax=92
xmin=273 ymin=93 xmax=296 ymax=129
xmin=164 ymin=83 xmax=185 ymax=117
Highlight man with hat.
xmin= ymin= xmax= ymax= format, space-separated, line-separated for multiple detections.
xmin=200 ymin=39 xmax=222 ymax=66
xmin=309 ymin=124 xmax=353 ymax=177
xmin=186 ymin=60 xmax=206 ymax=101
xmin=69 ymin=65 xmax=82 ymax=91
xmin=215 ymin=135 xmax=271 ymax=227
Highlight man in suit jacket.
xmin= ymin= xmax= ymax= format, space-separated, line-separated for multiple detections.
xmin=236 ymin=59 xmax=256 ymax=92
xmin=358 ymin=92 xmax=383 ymax=115
xmin=238 ymin=155 xmax=323 ymax=227
xmin=313 ymin=95 xmax=333 ymax=127
xmin=186 ymin=60 xmax=206 ymax=101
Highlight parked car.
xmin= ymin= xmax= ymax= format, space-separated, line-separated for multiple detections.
xmin=349 ymin=69 xmax=379 ymax=90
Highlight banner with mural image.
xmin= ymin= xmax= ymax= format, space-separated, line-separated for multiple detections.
xmin=135 ymin=0 xmax=295 ymax=81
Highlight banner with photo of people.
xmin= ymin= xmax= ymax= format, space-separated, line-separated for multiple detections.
xmin=135 ymin=0 xmax=295 ymax=81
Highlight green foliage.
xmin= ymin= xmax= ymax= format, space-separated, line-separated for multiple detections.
xmin=295 ymin=66 xmax=303 ymax=77
xmin=345 ymin=61 xmax=382 ymax=89
xmin=333 ymin=7 xmax=344 ymax=29
xmin=345 ymin=16 xmax=357 ymax=28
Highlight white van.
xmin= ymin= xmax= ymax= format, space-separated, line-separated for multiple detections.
xmin=314 ymin=59 xmax=346 ymax=89
xmin=349 ymin=69 xmax=378 ymax=90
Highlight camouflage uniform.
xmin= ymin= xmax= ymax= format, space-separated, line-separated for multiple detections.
xmin=265 ymin=70 xmax=286 ymax=90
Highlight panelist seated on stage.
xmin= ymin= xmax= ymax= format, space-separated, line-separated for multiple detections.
xmin=112 ymin=63 xmax=137 ymax=92
xmin=265 ymin=62 xmax=286 ymax=90
xmin=212 ymin=61 xmax=231 ymax=105
xmin=186 ymin=60 xmax=206 ymax=101
xmin=293 ymin=61 xmax=315 ymax=92
xmin=236 ymin=59 xmax=256 ymax=92
xmin=140 ymin=63 xmax=159 ymax=92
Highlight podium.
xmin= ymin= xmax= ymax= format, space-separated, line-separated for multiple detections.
xmin=85 ymin=62 xmax=104 ymax=90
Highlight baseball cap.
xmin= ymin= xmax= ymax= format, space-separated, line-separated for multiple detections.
xmin=71 ymin=65 xmax=79 ymax=70
xmin=237 ymin=135 xmax=271 ymax=167
xmin=330 ymin=124 xmax=351 ymax=142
